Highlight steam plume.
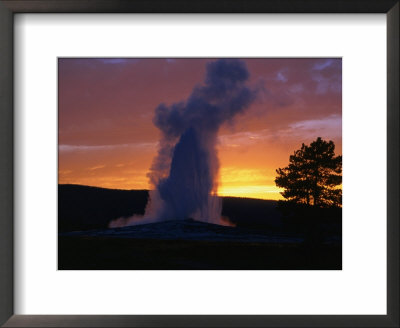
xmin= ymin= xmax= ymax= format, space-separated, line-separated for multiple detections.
xmin=145 ymin=59 xmax=256 ymax=224
xmin=109 ymin=59 xmax=256 ymax=228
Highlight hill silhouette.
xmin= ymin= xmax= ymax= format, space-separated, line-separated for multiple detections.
xmin=58 ymin=184 xmax=281 ymax=232
xmin=58 ymin=184 xmax=149 ymax=232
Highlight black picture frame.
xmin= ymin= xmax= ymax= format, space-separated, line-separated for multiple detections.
xmin=0 ymin=1 xmax=398 ymax=327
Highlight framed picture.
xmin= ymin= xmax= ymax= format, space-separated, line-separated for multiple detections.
xmin=57 ymin=57 xmax=343 ymax=271
xmin=0 ymin=0 xmax=398 ymax=327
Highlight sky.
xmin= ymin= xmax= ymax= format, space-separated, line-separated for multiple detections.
xmin=58 ymin=58 xmax=342 ymax=200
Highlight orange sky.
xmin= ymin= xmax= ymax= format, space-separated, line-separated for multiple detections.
xmin=58 ymin=58 xmax=342 ymax=200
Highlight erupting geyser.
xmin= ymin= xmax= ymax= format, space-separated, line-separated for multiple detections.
xmin=109 ymin=59 xmax=256 ymax=228
xmin=145 ymin=59 xmax=256 ymax=225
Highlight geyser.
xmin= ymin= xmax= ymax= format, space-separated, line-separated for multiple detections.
xmin=109 ymin=59 xmax=256 ymax=228
xmin=145 ymin=59 xmax=256 ymax=225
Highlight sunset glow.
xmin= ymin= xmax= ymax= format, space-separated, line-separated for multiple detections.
xmin=59 ymin=58 xmax=341 ymax=200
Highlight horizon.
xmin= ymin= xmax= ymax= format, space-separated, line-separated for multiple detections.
xmin=58 ymin=58 xmax=342 ymax=201
xmin=58 ymin=183 xmax=279 ymax=202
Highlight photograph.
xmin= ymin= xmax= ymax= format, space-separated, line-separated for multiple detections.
xmin=58 ymin=58 xmax=342 ymax=270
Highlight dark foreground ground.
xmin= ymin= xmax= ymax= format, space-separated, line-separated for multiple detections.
xmin=58 ymin=236 xmax=341 ymax=270
xmin=58 ymin=220 xmax=341 ymax=270
xmin=58 ymin=185 xmax=341 ymax=270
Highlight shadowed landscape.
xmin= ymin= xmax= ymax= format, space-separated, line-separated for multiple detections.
xmin=58 ymin=184 xmax=341 ymax=270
